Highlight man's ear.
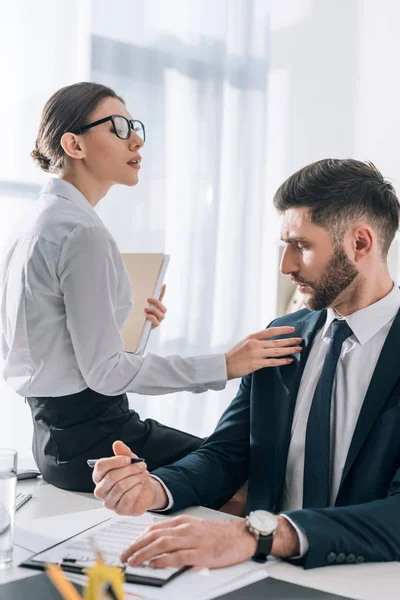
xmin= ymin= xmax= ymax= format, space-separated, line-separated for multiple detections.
xmin=60 ymin=132 xmax=86 ymax=161
xmin=352 ymin=225 xmax=373 ymax=261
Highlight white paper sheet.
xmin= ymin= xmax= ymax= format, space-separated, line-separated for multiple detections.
xmin=15 ymin=507 xmax=113 ymax=553
xmin=31 ymin=513 xmax=180 ymax=582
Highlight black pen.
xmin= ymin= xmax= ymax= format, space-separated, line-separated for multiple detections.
xmin=87 ymin=457 xmax=145 ymax=468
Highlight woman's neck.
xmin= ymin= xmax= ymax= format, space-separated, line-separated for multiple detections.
xmin=60 ymin=171 xmax=112 ymax=207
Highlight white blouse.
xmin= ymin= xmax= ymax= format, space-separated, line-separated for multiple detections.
xmin=0 ymin=178 xmax=227 ymax=398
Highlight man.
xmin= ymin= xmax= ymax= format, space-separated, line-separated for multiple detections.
xmin=93 ymin=159 xmax=400 ymax=570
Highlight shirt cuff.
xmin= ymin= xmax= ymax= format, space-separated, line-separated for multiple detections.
xmin=194 ymin=353 xmax=227 ymax=391
xmin=280 ymin=514 xmax=309 ymax=558
xmin=150 ymin=475 xmax=175 ymax=511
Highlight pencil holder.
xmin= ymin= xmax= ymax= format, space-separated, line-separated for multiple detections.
xmin=84 ymin=562 xmax=125 ymax=600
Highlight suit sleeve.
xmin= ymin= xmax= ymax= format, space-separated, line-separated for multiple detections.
xmin=152 ymin=374 xmax=252 ymax=512
xmin=284 ymin=468 xmax=400 ymax=568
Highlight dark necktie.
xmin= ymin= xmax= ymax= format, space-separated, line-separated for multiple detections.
xmin=302 ymin=319 xmax=353 ymax=508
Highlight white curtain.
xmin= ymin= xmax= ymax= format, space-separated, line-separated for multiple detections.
xmin=0 ymin=0 xmax=92 ymax=459
xmin=0 ymin=0 xmax=271 ymax=457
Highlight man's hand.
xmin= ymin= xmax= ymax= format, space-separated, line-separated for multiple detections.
xmin=120 ymin=514 xmax=300 ymax=569
xmin=225 ymin=326 xmax=303 ymax=380
xmin=92 ymin=441 xmax=168 ymax=515
xmin=120 ymin=515 xmax=257 ymax=569
xmin=145 ymin=284 xmax=167 ymax=329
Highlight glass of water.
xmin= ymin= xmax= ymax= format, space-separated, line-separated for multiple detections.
xmin=0 ymin=449 xmax=17 ymax=568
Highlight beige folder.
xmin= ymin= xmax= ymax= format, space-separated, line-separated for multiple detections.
xmin=120 ymin=253 xmax=170 ymax=354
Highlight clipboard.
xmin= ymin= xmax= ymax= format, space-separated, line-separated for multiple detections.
xmin=120 ymin=253 xmax=170 ymax=355
xmin=19 ymin=515 xmax=187 ymax=588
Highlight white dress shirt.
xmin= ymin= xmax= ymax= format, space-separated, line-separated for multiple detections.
xmin=281 ymin=282 xmax=400 ymax=513
xmin=0 ymin=178 xmax=227 ymax=397
xmin=155 ymin=284 xmax=400 ymax=556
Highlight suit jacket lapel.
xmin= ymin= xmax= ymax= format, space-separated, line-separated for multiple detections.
xmin=273 ymin=309 xmax=327 ymax=507
xmin=338 ymin=309 xmax=400 ymax=494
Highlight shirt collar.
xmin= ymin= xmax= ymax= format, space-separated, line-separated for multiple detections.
xmin=322 ymin=283 xmax=400 ymax=346
xmin=40 ymin=177 xmax=95 ymax=218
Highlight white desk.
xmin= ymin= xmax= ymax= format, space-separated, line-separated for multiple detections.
xmin=1 ymin=477 xmax=399 ymax=599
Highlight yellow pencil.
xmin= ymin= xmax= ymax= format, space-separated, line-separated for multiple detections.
xmin=46 ymin=562 xmax=84 ymax=600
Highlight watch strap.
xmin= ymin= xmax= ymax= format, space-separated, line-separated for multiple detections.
xmin=252 ymin=533 xmax=273 ymax=563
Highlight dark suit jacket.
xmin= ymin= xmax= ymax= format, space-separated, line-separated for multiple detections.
xmin=153 ymin=308 xmax=400 ymax=569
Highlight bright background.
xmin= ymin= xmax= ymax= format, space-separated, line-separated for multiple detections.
xmin=1 ymin=0 xmax=400 ymax=460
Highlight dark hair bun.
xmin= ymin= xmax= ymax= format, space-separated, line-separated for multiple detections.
xmin=30 ymin=147 xmax=52 ymax=172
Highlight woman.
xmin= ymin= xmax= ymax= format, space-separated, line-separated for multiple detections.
xmin=0 ymin=82 xmax=301 ymax=492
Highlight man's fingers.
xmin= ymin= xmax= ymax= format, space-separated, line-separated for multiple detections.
xmin=126 ymin=535 xmax=194 ymax=567
xmin=120 ymin=521 xmax=191 ymax=562
xmin=100 ymin=471 xmax=148 ymax=508
xmin=94 ymin=466 xmax=145 ymax=500
xmin=149 ymin=549 xmax=198 ymax=569
xmin=93 ymin=461 xmax=146 ymax=490
xmin=113 ymin=474 xmax=151 ymax=515
xmin=113 ymin=440 xmax=135 ymax=458
xmin=121 ymin=525 xmax=180 ymax=559
xmin=92 ymin=455 xmax=133 ymax=484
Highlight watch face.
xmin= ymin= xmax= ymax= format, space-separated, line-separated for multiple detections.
xmin=249 ymin=510 xmax=278 ymax=536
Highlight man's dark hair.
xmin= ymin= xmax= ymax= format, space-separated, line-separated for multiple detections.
xmin=273 ymin=158 xmax=400 ymax=258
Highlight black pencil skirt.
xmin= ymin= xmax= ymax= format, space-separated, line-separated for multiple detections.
xmin=27 ymin=388 xmax=202 ymax=492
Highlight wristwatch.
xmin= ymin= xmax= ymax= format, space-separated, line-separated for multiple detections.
xmin=245 ymin=510 xmax=279 ymax=563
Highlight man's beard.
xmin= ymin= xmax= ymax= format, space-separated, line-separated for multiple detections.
xmin=295 ymin=246 xmax=358 ymax=311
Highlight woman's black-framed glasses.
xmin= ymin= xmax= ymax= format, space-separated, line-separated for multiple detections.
xmin=77 ymin=115 xmax=145 ymax=142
